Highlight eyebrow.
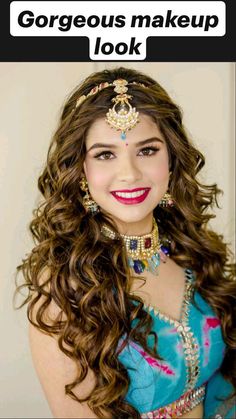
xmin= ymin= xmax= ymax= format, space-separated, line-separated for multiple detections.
xmin=87 ymin=137 xmax=164 ymax=152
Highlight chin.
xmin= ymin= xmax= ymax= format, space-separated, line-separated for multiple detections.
xmin=99 ymin=197 xmax=158 ymax=223
xmin=105 ymin=207 xmax=152 ymax=225
xmin=115 ymin=215 xmax=145 ymax=225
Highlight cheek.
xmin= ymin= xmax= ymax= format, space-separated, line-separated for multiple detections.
xmin=84 ymin=160 xmax=110 ymax=188
xmin=146 ymin=156 xmax=169 ymax=183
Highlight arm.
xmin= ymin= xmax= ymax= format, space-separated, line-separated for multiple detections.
xmin=29 ymin=322 xmax=100 ymax=418
xmin=28 ymin=268 xmax=110 ymax=419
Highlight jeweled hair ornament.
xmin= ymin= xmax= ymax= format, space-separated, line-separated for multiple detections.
xmin=105 ymin=79 xmax=139 ymax=140
xmin=75 ymin=79 xmax=147 ymax=140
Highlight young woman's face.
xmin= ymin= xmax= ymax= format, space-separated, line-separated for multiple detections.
xmin=83 ymin=114 xmax=170 ymax=234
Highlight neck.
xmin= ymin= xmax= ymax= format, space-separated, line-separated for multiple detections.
xmin=113 ymin=212 xmax=153 ymax=236
xmin=101 ymin=215 xmax=168 ymax=275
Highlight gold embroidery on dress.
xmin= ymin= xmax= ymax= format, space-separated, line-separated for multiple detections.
xmin=144 ymin=269 xmax=200 ymax=392
xmin=141 ymin=384 xmax=206 ymax=418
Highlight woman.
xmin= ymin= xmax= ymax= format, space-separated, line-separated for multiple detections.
xmin=15 ymin=67 xmax=236 ymax=418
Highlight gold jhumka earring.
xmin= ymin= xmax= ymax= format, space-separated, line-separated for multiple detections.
xmin=159 ymin=192 xmax=174 ymax=207
xmin=79 ymin=177 xmax=99 ymax=214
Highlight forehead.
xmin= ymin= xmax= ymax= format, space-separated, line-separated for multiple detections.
xmin=85 ymin=113 xmax=165 ymax=147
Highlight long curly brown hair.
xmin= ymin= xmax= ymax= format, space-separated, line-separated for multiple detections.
xmin=15 ymin=67 xmax=236 ymax=418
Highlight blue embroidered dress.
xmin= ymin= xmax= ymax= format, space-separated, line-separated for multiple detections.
xmin=117 ymin=269 xmax=235 ymax=418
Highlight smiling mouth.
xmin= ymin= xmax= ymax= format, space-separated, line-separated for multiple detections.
xmin=110 ymin=188 xmax=151 ymax=204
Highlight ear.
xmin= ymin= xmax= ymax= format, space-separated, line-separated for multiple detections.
xmin=82 ymin=161 xmax=87 ymax=178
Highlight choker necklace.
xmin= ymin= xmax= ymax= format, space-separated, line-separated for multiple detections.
xmin=101 ymin=218 xmax=170 ymax=275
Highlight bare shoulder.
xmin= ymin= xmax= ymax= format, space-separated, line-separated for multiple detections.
xmin=28 ymin=267 xmax=108 ymax=418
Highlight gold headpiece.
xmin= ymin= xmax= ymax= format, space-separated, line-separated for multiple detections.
xmin=106 ymin=79 xmax=140 ymax=140
xmin=75 ymin=79 xmax=147 ymax=140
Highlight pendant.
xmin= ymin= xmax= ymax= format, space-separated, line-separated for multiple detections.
xmin=128 ymin=252 xmax=161 ymax=275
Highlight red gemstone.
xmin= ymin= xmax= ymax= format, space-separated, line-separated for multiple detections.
xmin=144 ymin=238 xmax=151 ymax=248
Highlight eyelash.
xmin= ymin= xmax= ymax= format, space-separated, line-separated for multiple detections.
xmin=94 ymin=146 xmax=160 ymax=160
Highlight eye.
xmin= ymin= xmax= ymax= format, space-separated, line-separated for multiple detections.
xmin=138 ymin=146 xmax=159 ymax=156
xmin=94 ymin=150 xmax=115 ymax=160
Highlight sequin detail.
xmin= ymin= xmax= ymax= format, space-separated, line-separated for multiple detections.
xmin=141 ymin=384 xmax=206 ymax=418
xmin=144 ymin=269 xmax=200 ymax=392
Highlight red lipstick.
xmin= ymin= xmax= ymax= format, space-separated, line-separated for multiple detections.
xmin=110 ymin=188 xmax=151 ymax=205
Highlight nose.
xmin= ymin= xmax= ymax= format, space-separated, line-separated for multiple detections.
xmin=116 ymin=154 xmax=142 ymax=184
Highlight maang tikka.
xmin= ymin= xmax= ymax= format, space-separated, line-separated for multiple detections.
xmin=105 ymin=79 xmax=139 ymax=140
xmin=79 ymin=177 xmax=99 ymax=214
xmin=75 ymin=78 xmax=147 ymax=140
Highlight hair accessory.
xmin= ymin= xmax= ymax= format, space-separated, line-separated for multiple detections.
xmin=101 ymin=218 xmax=170 ymax=276
xmin=75 ymin=82 xmax=111 ymax=108
xmin=75 ymin=79 xmax=147 ymax=140
xmin=159 ymin=192 xmax=174 ymax=207
xmin=105 ymin=79 xmax=139 ymax=140
xmin=79 ymin=176 xmax=99 ymax=214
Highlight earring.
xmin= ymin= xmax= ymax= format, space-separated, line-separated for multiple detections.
xmin=159 ymin=192 xmax=174 ymax=207
xmin=79 ymin=177 xmax=99 ymax=214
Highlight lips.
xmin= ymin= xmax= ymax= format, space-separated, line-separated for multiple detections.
xmin=110 ymin=188 xmax=151 ymax=205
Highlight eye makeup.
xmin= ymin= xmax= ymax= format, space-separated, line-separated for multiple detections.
xmin=93 ymin=145 xmax=160 ymax=160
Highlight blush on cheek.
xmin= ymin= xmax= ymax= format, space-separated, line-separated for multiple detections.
xmin=87 ymin=169 xmax=109 ymax=189
xmin=149 ymin=166 xmax=169 ymax=184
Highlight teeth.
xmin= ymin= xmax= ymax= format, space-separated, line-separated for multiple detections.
xmin=115 ymin=190 xmax=147 ymax=198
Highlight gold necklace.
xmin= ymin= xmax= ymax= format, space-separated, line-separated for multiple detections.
xmin=101 ymin=218 xmax=170 ymax=275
